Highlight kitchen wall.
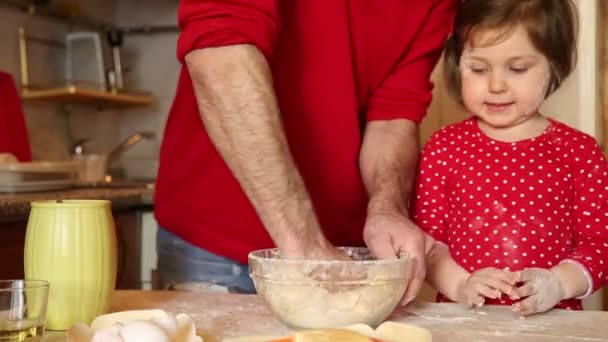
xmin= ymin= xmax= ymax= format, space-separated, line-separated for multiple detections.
xmin=112 ymin=0 xmax=180 ymax=180
xmin=111 ymin=0 xmax=180 ymax=289
xmin=0 ymin=1 xmax=126 ymax=161
xmin=0 ymin=0 xmax=178 ymax=289
xmin=3 ymin=1 xmax=601 ymax=171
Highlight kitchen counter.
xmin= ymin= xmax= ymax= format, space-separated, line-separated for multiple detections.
xmin=46 ymin=290 xmax=608 ymax=341
xmin=0 ymin=184 xmax=154 ymax=221
xmin=0 ymin=185 xmax=154 ymax=287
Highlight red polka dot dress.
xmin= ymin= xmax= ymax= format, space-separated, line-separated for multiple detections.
xmin=412 ymin=117 xmax=608 ymax=310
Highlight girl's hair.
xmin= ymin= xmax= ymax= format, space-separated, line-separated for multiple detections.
xmin=444 ymin=0 xmax=578 ymax=103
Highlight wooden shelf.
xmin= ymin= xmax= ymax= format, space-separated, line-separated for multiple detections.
xmin=21 ymin=86 xmax=154 ymax=107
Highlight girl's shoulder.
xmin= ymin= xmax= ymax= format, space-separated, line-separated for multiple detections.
xmin=546 ymin=118 xmax=600 ymax=149
xmin=423 ymin=117 xmax=477 ymax=146
xmin=429 ymin=117 xmax=475 ymax=140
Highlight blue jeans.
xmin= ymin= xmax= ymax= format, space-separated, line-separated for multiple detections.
xmin=156 ymin=227 xmax=256 ymax=293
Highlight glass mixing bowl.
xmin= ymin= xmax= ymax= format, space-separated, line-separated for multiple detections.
xmin=248 ymin=247 xmax=412 ymax=330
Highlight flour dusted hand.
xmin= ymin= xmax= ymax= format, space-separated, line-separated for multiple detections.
xmin=458 ymin=268 xmax=518 ymax=307
xmin=512 ymin=268 xmax=565 ymax=316
xmin=363 ymin=212 xmax=432 ymax=305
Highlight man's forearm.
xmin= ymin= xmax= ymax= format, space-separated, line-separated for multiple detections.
xmin=185 ymin=44 xmax=328 ymax=256
xmin=359 ymin=119 xmax=419 ymax=216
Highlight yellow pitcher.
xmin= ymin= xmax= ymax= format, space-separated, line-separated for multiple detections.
xmin=24 ymin=200 xmax=117 ymax=331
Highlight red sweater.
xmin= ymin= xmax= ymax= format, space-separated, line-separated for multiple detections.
xmin=413 ymin=118 xmax=608 ymax=309
xmin=155 ymin=0 xmax=455 ymax=264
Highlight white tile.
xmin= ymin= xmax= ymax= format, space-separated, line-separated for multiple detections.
xmin=122 ymin=158 xmax=159 ymax=180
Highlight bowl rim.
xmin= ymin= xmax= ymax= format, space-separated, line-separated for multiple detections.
xmin=248 ymin=247 xmax=411 ymax=266
xmin=249 ymin=274 xmax=408 ymax=285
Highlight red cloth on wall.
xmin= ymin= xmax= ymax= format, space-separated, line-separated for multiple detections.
xmin=0 ymin=72 xmax=32 ymax=162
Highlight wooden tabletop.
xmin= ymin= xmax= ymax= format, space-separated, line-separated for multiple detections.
xmin=46 ymin=290 xmax=608 ymax=341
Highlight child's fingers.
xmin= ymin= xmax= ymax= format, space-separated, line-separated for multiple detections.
xmin=478 ymin=275 xmax=515 ymax=295
xmin=465 ymin=291 xmax=486 ymax=307
xmin=470 ymin=271 xmax=515 ymax=295
xmin=470 ymin=282 xmax=501 ymax=299
xmin=512 ymin=295 xmax=541 ymax=316
xmin=512 ymin=280 xmax=537 ymax=300
xmin=481 ymin=268 xmax=519 ymax=285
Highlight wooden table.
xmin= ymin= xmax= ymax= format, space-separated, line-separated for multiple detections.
xmin=46 ymin=290 xmax=608 ymax=341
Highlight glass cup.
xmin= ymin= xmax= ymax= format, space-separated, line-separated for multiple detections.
xmin=0 ymin=280 xmax=49 ymax=341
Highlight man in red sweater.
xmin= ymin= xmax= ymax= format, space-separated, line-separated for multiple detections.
xmin=155 ymin=0 xmax=455 ymax=302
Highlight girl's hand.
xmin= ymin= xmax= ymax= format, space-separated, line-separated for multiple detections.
xmin=511 ymin=268 xmax=565 ymax=316
xmin=457 ymin=268 xmax=518 ymax=307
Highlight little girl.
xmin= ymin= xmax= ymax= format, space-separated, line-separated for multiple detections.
xmin=413 ymin=0 xmax=608 ymax=316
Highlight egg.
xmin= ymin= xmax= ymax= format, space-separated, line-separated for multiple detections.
xmin=150 ymin=314 xmax=178 ymax=337
xmin=67 ymin=310 xmax=203 ymax=342
xmin=67 ymin=322 xmax=95 ymax=342
xmin=174 ymin=313 xmax=203 ymax=342
xmin=90 ymin=310 xmax=169 ymax=331
xmin=119 ymin=321 xmax=170 ymax=342
xmin=91 ymin=325 xmax=123 ymax=342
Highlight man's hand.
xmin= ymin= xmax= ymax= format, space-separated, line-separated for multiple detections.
xmin=511 ymin=268 xmax=565 ymax=316
xmin=281 ymin=238 xmax=349 ymax=261
xmin=358 ymin=119 xmax=421 ymax=304
xmin=457 ymin=268 xmax=518 ymax=307
xmin=363 ymin=211 xmax=432 ymax=305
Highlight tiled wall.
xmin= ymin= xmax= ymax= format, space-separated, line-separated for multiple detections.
xmin=3 ymin=0 xmax=600 ymax=177
xmin=113 ymin=0 xmax=180 ymax=180
xmin=0 ymin=0 xmax=174 ymax=179
xmin=0 ymin=2 xmax=125 ymax=162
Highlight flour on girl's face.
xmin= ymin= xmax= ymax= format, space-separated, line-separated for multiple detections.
xmin=459 ymin=24 xmax=552 ymax=140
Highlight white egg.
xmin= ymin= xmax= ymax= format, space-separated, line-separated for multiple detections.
xmin=119 ymin=321 xmax=171 ymax=342
xmin=91 ymin=324 xmax=123 ymax=342
xmin=69 ymin=310 xmax=202 ymax=342
xmin=67 ymin=322 xmax=95 ymax=342
xmin=175 ymin=313 xmax=203 ymax=342
xmin=91 ymin=310 xmax=169 ymax=331
xmin=150 ymin=314 xmax=178 ymax=337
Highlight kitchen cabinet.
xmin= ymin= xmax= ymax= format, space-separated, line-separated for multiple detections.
xmin=0 ymin=210 xmax=142 ymax=289
xmin=0 ymin=186 xmax=154 ymax=289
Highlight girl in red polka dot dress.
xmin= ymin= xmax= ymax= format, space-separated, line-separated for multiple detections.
xmin=413 ymin=0 xmax=608 ymax=316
